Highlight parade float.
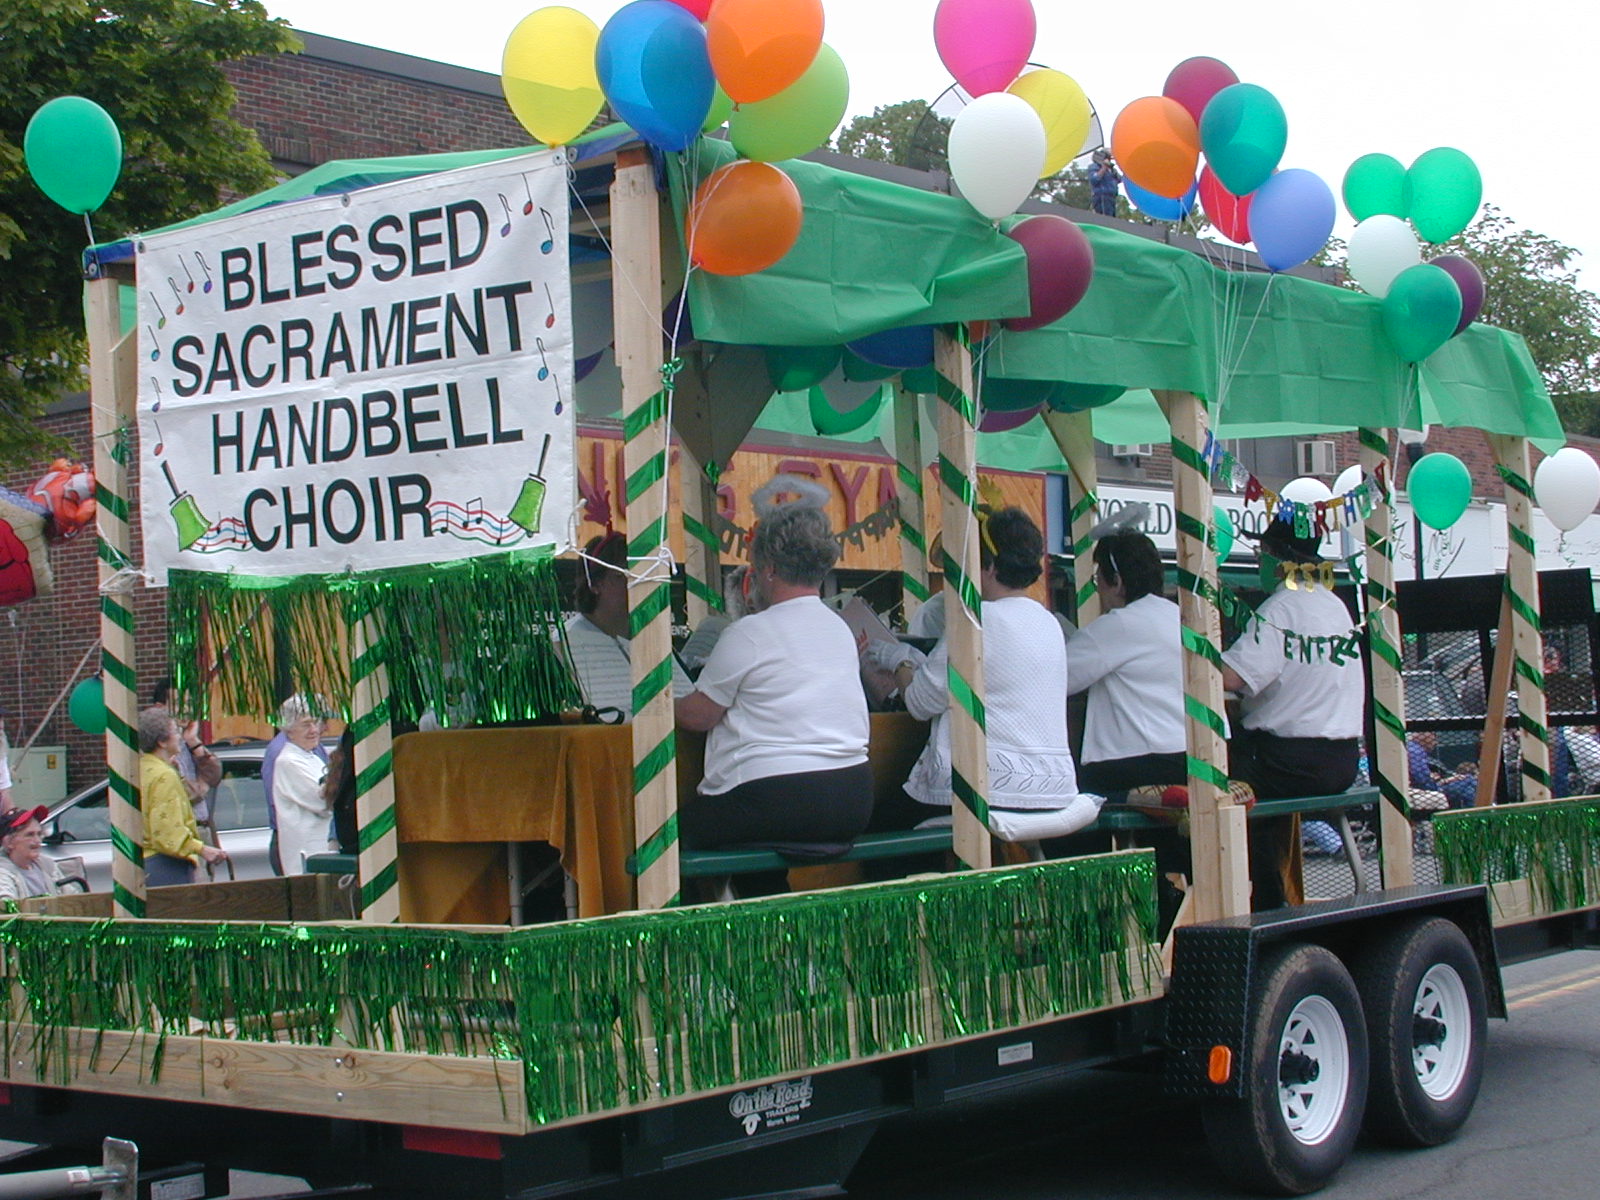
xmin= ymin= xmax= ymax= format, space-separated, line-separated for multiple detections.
xmin=0 ymin=2 xmax=1595 ymax=1197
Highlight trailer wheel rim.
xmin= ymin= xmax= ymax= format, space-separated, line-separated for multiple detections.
xmin=1413 ymin=963 xmax=1471 ymax=1100
xmin=1277 ymin=995 xmax=1352 ymax=1145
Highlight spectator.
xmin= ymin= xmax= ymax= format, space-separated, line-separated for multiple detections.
xmin=1090 ymin=149 xmax=1121 ymax=217
xmin=271 ymin=695 xmax=331 ymax=875
xmin=139 ymin=706 xmax=227 ymax=886
xmin=0 ymin=806 xmax=76 ymax=900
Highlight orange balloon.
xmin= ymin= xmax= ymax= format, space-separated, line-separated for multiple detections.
xmin=706 ymin=0 xmax=825 ymax=104
xmin=687 ymin=161 xmax=804 ymax=276
xmin=1110 ymin=96 xmax=1199 ymax=200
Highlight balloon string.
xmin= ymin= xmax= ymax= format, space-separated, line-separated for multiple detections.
xmin=83 ymin=212 xmax=97 ymax=249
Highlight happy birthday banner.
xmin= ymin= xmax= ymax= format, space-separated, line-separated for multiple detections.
xmin=136 ymin=151 xmax=574 ymax=582
xmin=1203 ymin=431 xmax=1391 ymax=537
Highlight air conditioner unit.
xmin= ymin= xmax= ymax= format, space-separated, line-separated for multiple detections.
xmin=1112 ymin=443 xmax=1154 ymax=459
xmin=9 ymin=746 xmax=66 ymax=807
xmin=1295 ymin=439 xmax=1338 ymax=477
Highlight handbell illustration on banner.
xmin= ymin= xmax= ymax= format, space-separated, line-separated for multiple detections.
xmin=507 ymin=433 xmax=552 ymax=535
xmin=161 ymin=460 xmax=212 ymax=550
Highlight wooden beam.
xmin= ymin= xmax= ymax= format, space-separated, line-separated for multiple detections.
xmin=1155 ymin=391 xmax=1247 ymax=921
xmin=1042 ymin=410 xmax=1102 ymax=625
xmin=1475 ymin=593 xmax=1515 ymax=806
xmin=892 ymin=386 xmax=929 ymax=627
xmin=612 ymin=148 xmax=680 ymax=909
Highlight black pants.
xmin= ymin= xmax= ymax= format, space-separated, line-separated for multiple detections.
xmin=1078 ymin=752 xmax=1188 ymax=799
xmin=680 ymin=762 xmax=874 ymax=895
xmin=1230 ymin=730 xmax=1360 ymax=910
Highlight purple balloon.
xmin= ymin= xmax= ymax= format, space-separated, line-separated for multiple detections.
xmin=1163 ymin=56 xmax=1239 ymax=125
xmin=979 ymin=403 xmax=1042 ymax=433
xmin=1429 ymin=254 xmax=1484 ymax=336
xmin=1003 ymin=215 xmax=1096 ymax=332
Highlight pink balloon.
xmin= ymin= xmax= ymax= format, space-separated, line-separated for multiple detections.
xmin=667 ymin=0 xmax=713 ymax=17
xmin=1002 ymin=215 xmax=1095 ymax=332
xmin=1163 ymin=56 xmax=1239 ymax=125
xmin=980 ymin=403 xmax=1042 ymax=433
xmin=934 ymin=0 xmax=1036 ymax=97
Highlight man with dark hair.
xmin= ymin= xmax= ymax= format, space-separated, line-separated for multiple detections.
xmin=1090 ymin=149 xmax=1120 ymax=217
xmin=1222 ymin=518 xmax=1363 ymax=908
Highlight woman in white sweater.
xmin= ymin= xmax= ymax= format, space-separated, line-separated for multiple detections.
xmin=882 ymin=508 xmax=1091 ymax=833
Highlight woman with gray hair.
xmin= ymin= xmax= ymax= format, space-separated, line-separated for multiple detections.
xmin=272 ymin=695 xmax=332 ymax=875
xmin=139 ymin=706 xmax=228 ymax=886
xmin=676 ymin=499 xmax=872 ymax=885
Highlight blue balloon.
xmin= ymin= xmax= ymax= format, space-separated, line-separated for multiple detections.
xmin=1125 ymin=177 xmax=1198 ymax=222
xmin=596 ymin=1 xmax=714 ymax=152
xmin=845 ymin=324 xmax=936 ymax=371
xmin=1246 ymin=168 xmax=1336 ymax=272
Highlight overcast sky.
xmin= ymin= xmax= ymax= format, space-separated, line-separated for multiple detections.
xmin=262 ymin=0 xmax=1598 ymax=287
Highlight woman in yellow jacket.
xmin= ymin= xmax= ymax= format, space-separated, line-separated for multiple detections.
xmin=139 ymin=706 xmax=227 ymax=886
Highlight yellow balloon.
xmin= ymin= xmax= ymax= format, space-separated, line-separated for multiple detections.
xmin=501 ymin=7 xmax=604 ymax=146
xmin=1008 ymin=69 xmax=1092 ymax=177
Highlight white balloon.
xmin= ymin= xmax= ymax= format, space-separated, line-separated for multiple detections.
xmin=947 ymin=92 xmax=1047 ymax=220
xmin=1347 ymin=214 xmax=1421 ymax=298
xmin=1280 ymin=476 xmax=1333 ymax=505
xmin=1332 ymin=464 xmax=1363 ymax=498
xmin=1534 ymin=446 xmax=1600 ymax=532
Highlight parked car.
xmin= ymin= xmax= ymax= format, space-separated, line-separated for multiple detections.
xmin=41 ymin=741 xmax=281 ymax=892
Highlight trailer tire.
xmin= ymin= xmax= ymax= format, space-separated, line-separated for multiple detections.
xmin=1352 ymin=916 xmax=1486 ymax=1148
xmin=1202 ymin=943 xmax=1368 ymax=1196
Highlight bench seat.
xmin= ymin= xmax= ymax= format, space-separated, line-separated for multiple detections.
xmin=631 ymin=827 xmax=954 ymax=880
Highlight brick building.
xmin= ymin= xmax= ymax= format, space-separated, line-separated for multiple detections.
xmin=6 ymin=30 xmax=1592 ymax=797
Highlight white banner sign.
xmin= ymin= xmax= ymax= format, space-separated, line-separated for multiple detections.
xmin=137 ymin=150 xmax=573 ymax=581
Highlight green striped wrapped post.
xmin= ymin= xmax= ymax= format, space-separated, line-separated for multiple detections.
xmin=891 ymin=385 xmax=930 ymax=627
xmin=1359 ymin=428 xmax=1415 ymax=886
xmin=679 ymin=444 xmax=724 ymax=630
xmin=1488 ymin=434 xmax=1552 ymax=803
xmin=1043 ymin=410 xmax=1102 ymax=625
xmin=1155 ymin=391 xmax=1248 ymax=921
xmin=613 ymin=149 xmax=679 ymax=909
xmin=932 ymin=329 xmax=991 ymax=871
xmin=86 ymin=274 xmax=145 ymax=919
xmin=348 ymin=598 xmax=400 ymax=922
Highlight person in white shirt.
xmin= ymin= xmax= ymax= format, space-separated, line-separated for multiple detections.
xmin=1066 ymin=531 xmax=1187 ymax=796
xmin=877 ymin=508 xmax=1093 ymax=837
xmin=271 ymin=695 xmax=332 ymax=875
xmin=1222 ymin=518 xmax=1364 ymax=909
xmin=564 ymin=531 xmax=691 ymax=720
xmin=676 ymin=502 xmax=872 ymax=885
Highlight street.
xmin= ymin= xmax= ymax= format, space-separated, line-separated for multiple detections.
xmin=847 ymin=947 xmax=1600 ymax=1199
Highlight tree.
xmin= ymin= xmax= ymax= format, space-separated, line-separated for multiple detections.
xmin=1431 ymin=207 xmax=1600 ymax=433
xmin=0 ymin=0 xmax=297 ymax=466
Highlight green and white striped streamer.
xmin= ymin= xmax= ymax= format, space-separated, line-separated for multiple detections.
xmin=1496 ymin=459 xmax=1552 ymax=797
xmin=1169 ymin=432 xmax=1230 ymax=794
xmin=1360 ymin=427 xmax=1411 ymax=820
xmin=347 ymin=592 xmax=399 ymax=921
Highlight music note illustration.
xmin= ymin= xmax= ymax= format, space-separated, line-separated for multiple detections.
xmin=521 ymin=173 xmax=535 ymax=216
xmin=150 ymin=378 xmax=163 ymax=412
xmin=195 ymin=252 xmax=213 ymax=293
xmin=146 ymin=327 xmax=160 ymax=360
xmin=552 ymin=373 xmax=565 ymax=417
xmin=150 ymin=414 xmax=166 ymax=457
xmin=150 ymin=293 xmax=167 ymax=329
xmin=168 ymin=277 xmax=185 ymax=316
xmin=182 ymin=259 xmax=196 ymax=293
xmin=498 ymin=194 xmax=513 ymax=238
xmin=464 ymin=497 xmax=486 ymax=527
xmin=539 ymin=207 xmax=555 ymax=254
xmin=543 ymin=282 xmax=556 ymax=329
xmin=536 ymin=336 xmax=550 ymax=381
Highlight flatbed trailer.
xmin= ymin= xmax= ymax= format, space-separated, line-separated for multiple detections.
xmin=3 ymin=127 xmax=1596 ymax=1200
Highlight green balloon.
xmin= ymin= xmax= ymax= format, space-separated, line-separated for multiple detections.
xmin=1212 ymin=504 xmax=1235 ymax=560
xmin=1048 ymin=382 xmax=1124 ymax=413
xmin=68 ymin=676 xmax=106 ymax=736
xmin=1407 ymin=451 xmax=1472 ymax=530
xmin=24 ymin=96 xmax=122 ymax=215
xmin=1198 ymin=83 xmax=1286 ymax=197
xmin=1402 ymin=147 xmax=1481 ymax=243
xmin=1382 ymin=264 xmax=1462 ymax=362
xmin=765 ymin=344 xmax=840 ymax=392
xmin=983 ymin=376 xmax=1056 ymax=412
xmin=1341 ymin=152 xmax=1407 ymax=221
xmin=808 ymin=382 xmax=884 ymax=436
xmin=900 ymin=365 xmax=940 ymax=394
xmin=703 ymin=84 xmax=734 ymax=133
xmin=729 ymin=43 xmax=850 ymax=163
xmin=841 ymin=349 xmax=899 ymax=382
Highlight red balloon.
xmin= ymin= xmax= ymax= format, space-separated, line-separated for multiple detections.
xmin=1163 ymin=56 xmax=1239 ymax=125
xmin=1199 ymin=165 xmax=1252 ymax=245
xmin=668 ymin=0 xmax=713 ymax=18
xmin=1002 ymin=215 xmax=1095 ymax=332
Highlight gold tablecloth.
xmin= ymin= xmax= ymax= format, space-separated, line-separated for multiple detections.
xmin=393 ymin=715 xmax=929 ymax=924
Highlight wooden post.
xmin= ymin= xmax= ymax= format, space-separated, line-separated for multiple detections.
xmin=1487 ymin=434 xmax=1552 ymax=803
xmin=678 ymin=436 xmax=723 ymax=630
xmin=891 ymin=385 xmax=930 ymax=628
xmin=933 ymin=329 xmax=992 ymax=871
xmin=349 ymin=603 xmax=400 ymax=921
xmin=1358 ymin=428 xmax=1414 ymax=886
xmin=1042 ymin=410 xmax=1102 ymax=625
xmin=1155 ymin=391 xmax=1248 ymax=921
xmin=86 ymin=272 xmax=145 ymax=919
xmin=613 ymin=148 xmax=680 ymax=908
xmin=1474 ymin=595 xmax=1515 ymax=807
